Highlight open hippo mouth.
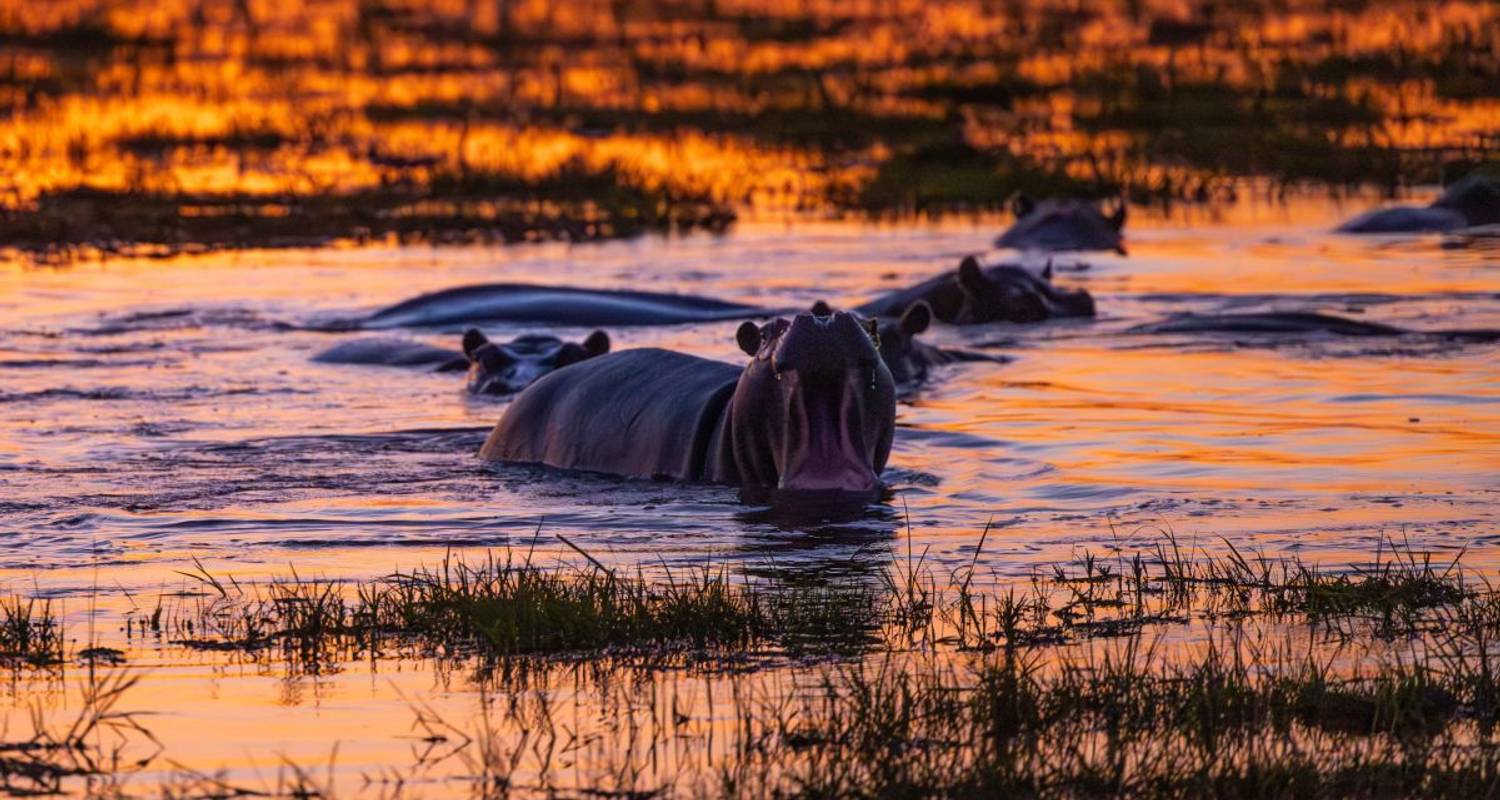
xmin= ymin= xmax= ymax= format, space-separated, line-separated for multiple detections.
xmin=774 ymin=369 xmax=880 ymax=494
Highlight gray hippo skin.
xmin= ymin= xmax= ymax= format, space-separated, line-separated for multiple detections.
xmin=479 ymin=310 xmax=897 ymax=498
xmin=359 ymin=258 xmax=1092 ymax=332
xmin=857 ymin=256 xmax=1095 ymax=324
xmin=1337 ymin=173 xmax=1500 ymax=234
xmin=360 ymin=283 xmax=770 ymax=328
xmin=461 ymin=328 xmax=610 ymax=395
xmin=1131 ymin=311 xmax=1500 ymax=341
xmin=995 ymin=194 xmax=1127 ymax=254
xmin=312 ymin=337 xmax=469 ymax=370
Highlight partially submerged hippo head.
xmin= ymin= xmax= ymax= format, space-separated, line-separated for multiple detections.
xmin=728 ymin=310 xmax=896 ymax=497
xmin=1432 ymin=173 xmax=1500 ymax=227
xmin=873 ymin=302 xmax=938 ymax=385
xmin=810 ymin=300 xmax=938 ymax=386
xmin=462 ymin=328 xmax=610 ymax=395
xmin=996 ymin=194 xmax=1127 ymax=254
xmin=952 ymin=256 xmax=1095 ymax=324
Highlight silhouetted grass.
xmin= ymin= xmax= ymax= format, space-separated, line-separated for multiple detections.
xmin=0 ymin=596 xmax=64 ymax=669
xmin=0 ymin=671 xmax=156 ymax=796
xmin=158 ymin=547 xmax=880 ymax=669
xmin=4 ymin=159 xmax=734 ymax=262
xmin=14 ymin=533 xmax=1500 ymax=796
xmin=718 ymin=636 xmax=1500 ymax=799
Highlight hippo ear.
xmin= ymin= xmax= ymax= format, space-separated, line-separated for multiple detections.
xmin=1011 ymin=193 xmax=1036 ymax=218
xmin=863 ymin=317 xmax=880 ymax=346
xmin=900 ymin=301 xmax=932 ymax=336
xmin=1109 ymin=202 xmax=1127 ymax=231
xmin=1042 ymin=258 xmax=1053 ymax=281
xmin=810 ymin=300 xmax=832 ymax=317
xmin=553 ymin=342 xmax=589 ymax=367
xmin=735 ymin=321 xmax=762 ymax=357
xmin=957 ymin=256 xmax=987 ymax=295
xmin=582 ymin=329 xmax=610 ymax=356
xmin=462 ymin=328 xmax=490 ymax=360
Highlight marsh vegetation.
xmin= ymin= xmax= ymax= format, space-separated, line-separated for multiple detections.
xmin=2 ymin=0 xmax=1499 ymax=257
xmin=8 ymin=533 xmax=1500 ymax=797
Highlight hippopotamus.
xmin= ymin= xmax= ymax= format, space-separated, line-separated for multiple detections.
xmin=312 ymin=337 xmax=469 ymax=371
xmin=855 ymin=257 xmax=1095 ymax=324
xmin=995 ymin=195 xmax=1127 ymax=254
xmin=312 ymin=328 xmax=610 ymax=395
xmin=355 ymin=283 xmax=768 ymax=329
xmin=811 ymin=299 xmax=1010 ymax=388
xmin=352 ymin=256 xmax=1094 ymax=335
xmin=479 ymin=310 xmax=897 ymax=499
xmin=1130 ymin=311 xmax=1500 ymax=341
xmin=1337 ymin=173 xmax=1500 ymax=234
xmin=461 ymin=328 xmax=610 ymax=394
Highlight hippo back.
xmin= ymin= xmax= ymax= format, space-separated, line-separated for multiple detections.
xmin=1335 ymin=205 xmax=1466 ymax=234
xmin=479 ymin=348 xmax=741 ymax=482
xmin=364 ymin=284 xmax=770 ymax=328
xmin=855 ymin=271 xmax=966 ymax=321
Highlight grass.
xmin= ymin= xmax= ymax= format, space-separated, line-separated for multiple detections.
xmin=718 ymin=636 xmax=1500 ymax=798
xmin=5 ymin=159 xmax=735 ymax=262
xmin=153 ymin=545 xmax=884 ymax=671
xmin=0 ymin=670 xmax=157 ymax=796
xmin=137 ymin=532 xmax=1485 ymax=676
xmin=5 ymin=0 xmax=1500 ymax=259
xmin=0 ymin=596 xmax=64 ymax=669
xmin=11 ymin=532 xmax=1500 ymax=796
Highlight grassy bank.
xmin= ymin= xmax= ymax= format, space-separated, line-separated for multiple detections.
xmin=7 ymin=534 xmax=1499 ymax=797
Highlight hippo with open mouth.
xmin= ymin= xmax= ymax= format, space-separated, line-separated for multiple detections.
xmin=1337 ymin=173 xmax=1500 ymax=234
xmin=995 ymin=194 xmax=1127 ymax=254
xmin=312 ymin=328 xmax=610 ymax=395
xmin=856 ymin=256 xmax=1095 ymax=324
xmin=479 ymin=309 xmax=896 ymax=500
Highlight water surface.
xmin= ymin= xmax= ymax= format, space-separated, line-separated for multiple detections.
xmin=0 ymin=197 xmax=1497 ymax=793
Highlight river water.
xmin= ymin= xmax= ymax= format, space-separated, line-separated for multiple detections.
xmin=1 ymin=194 xmax=1497 ymax=793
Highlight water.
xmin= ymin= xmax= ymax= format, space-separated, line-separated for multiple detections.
xmin=1 ymin=195 xmax=1497 ymax=792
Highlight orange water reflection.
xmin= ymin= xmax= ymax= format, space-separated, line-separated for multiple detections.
xmin=1 ymin=2 xmax=1499 ymax=793
xmin=1 ymin=0 xmax=1499 ymax=247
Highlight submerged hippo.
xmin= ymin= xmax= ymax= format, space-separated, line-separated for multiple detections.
xmin=312 ymin=329 xmax=610 ymax=395
xmin=461 ymin=328 xmax=610 ymax=394
xmin=856 ymin=256 xmax=1095 ymax=324
xmin=356 ymin=283 xmax=768 ymax=329
xmin=995 ymin=195 xmax=1127 ymax=254
xmin=1337 ymin=173 xmax=1500 ymax=234
xmin=1130 ymin=311 xmax=1500 ymax=341
xmin=480 ymin=310 xmax=897 ymax=499
xmin=351 ymin=256 xmax=1094 ymax=335
xmin=312 ymin=337 xmax=469 ymax=371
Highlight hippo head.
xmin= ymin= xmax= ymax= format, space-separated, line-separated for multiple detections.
xmin=875 ymin=302 xmax=937 ymax=385
xmin=952 ymin=256 xmax=1095 ymax=324
xmin=727 ymin=310 xmax=896 ymax=498
xmin=997 ymin=194 xmax=1127 ymax=254
xmin=810 ymin=300 xmax=934 ymax=385
xmin=462 ymin=328 xmax=610 ymax=395
xmin=1433 ymin=173 xmax=1500 ymax=227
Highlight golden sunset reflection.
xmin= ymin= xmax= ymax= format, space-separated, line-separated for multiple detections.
xmin=0 ymin=0 xmax=1495 ymax=254
xmin=1 ymin=1 xmax=1499 ymax=796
